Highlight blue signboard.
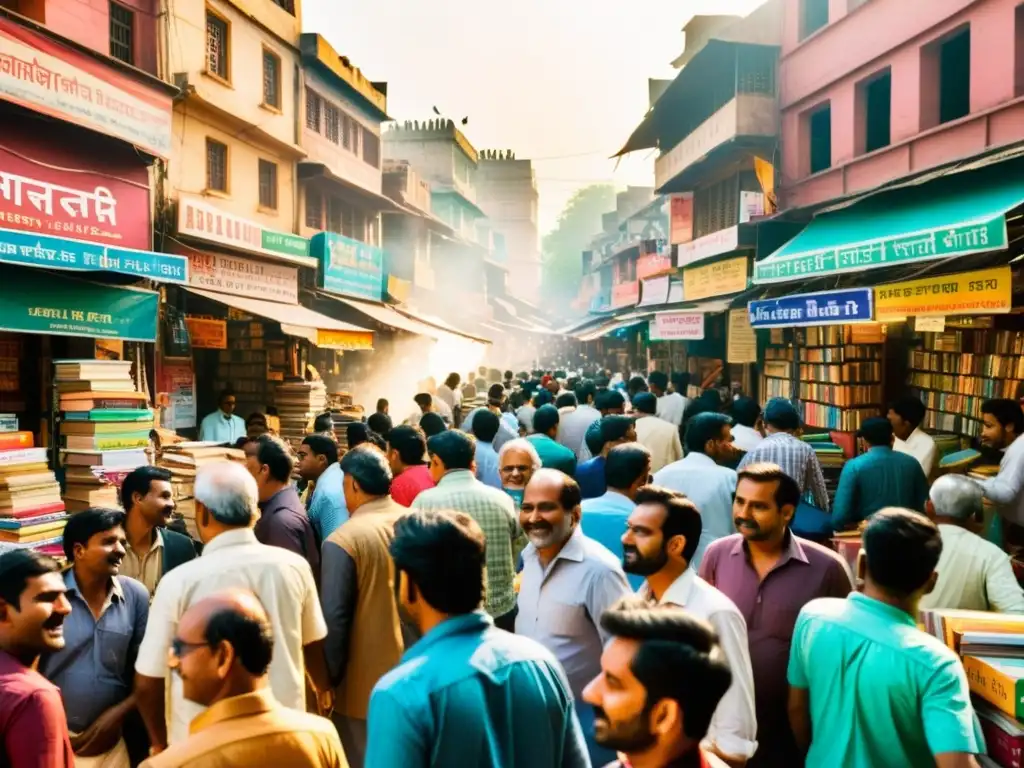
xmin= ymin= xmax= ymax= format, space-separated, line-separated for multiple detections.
xmin=0 ymin=228 xmax=188 ymax=284
xmin=748 ymin=288 xmax=874 ymax=329
xmin=311 ymin=232 xmax=384 ymax=301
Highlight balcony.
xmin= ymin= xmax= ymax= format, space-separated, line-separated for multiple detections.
xmin=655 ymin=93 xmax=778 ymax=192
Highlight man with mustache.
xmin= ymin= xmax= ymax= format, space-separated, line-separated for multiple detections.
xmin=516 ymin=468 xmax=632 ymax=767
xmin=497 ymin=437 xmax=542 ymax=510
xmin=624 ymin=486 xmax=757 ymax=767
xmin=0 ymin=549 xmax=74 ymax=768
xmin=41 ymin=508 xmax=149 ymax=768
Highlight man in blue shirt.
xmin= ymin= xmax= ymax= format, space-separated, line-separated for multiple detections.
xmin=366 ymin=509 xmax=589 ymax=768
xmin=576 ymin=415 xmax=637 ymax=500
xmin=469 ymin=409 xmax=503 ymax=489
xmin=581 ymin=443 xmax=651 ymax=589
xmin=198 ymin=388 xmax=246 ymax=444
xmin=297 ymin=434 xmax=348 ymax=544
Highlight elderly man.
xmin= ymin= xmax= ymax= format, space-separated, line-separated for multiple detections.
xmin=498 ymin=437 xmax=542 ymax=510
xmin=920 ymin=474 xmax=1024 ymax=613
xmin=140 ymin=590 xmax=345 ymax=768
xmin=134 ymin=462 xmax=331 ymax=752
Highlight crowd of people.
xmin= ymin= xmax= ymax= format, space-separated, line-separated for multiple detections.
xmin=3 ymin=365 xmax=1024 ymax=767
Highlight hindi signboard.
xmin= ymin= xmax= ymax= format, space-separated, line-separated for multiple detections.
xmin=748 ymin=288 xmax=874 ymax=329
xmin=650 ymin=312 xmax=704 ymax=341
xmin=874 ymin=266 xmax=1011 ymax=321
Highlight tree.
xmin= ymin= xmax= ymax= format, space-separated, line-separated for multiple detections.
xmin=541 ymin=184 xmax=615 ymax=303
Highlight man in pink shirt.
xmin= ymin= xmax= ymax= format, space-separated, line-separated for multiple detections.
xmin=0 ymin=549 xmax=75 ymax=768
xmin=387 ymin=425 xmax=436 ymax=507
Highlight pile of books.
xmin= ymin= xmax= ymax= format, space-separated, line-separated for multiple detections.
xmin=275 ymin=380 xmax=327 ymax=448
xmin=800 ymin=432 xmax=847 ymax=469
xmin=56 ymin=360 xmax=152 ymax=513
xmin=0 ymin=420 xmax=66 ymax=558
xmin=157 ymin=442 xmax=245 ymax=538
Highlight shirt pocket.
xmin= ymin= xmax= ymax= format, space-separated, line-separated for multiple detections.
xmin=96 ymin=626 xmax=132 ymax=681
xmin=542 ymin=601 xmax=589 ymax=638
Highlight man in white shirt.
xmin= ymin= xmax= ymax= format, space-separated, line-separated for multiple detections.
xmin=198 ymin=389 xmax=246 ymax=444
xmin=922 ymin=475 xmax=1024 ymax=613
xmin=978 ymin=398 xmax=1024 ymax=526
xmin=632 ymin=392 xmax=682 ymax=474
xmin=888 ymin=395 xmax=937 ymax=478
xmin=649 ymin=371 xmax=686 ymax=427
xmin=134 ymin=461 xmax=330 ymax=751
xmin=623 ymin=485 xmax=757 ymax=765
xmin=558 ymin=381 xmax=600 ymax=458
xmin=730 ymin=397 xmax=764 ymax=455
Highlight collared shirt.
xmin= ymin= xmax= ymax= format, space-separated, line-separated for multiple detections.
xmin=699 ymin=532 xmax=853 ymax=767
xmin=653 ymin=453 xmax=737 ymax=569
xmin=120 ymin=527 xmax=164 ymax=595
xmin=640 ymin=569 xmax=758 ymax=760
xmin=788 ymin=593 xmax=984 ymax=767
xmin=135 ymin=528 xmax=327 ymax=745
xmin=474 ymin=440 xmax=503 ymax=489
xmin=308 ymin=462 xmax=348 ymax=543
xmin=516 ymin=527 xmax=632 ymax=698
xmin=656 ymin=392 xmax=687 ymax=427
xmin=558 ymin=404 xmax=600 ymax=459
xmin=527 ymin=434 xmax=578 ymax=476
xmin=831 ymin=446 xmax=928 ymax=531
xmin=737 ymin=431 xmax=830 ymax=511
xmin=580 ymin=491 xmax=641 ymax=589
xmin=575 ymin=456 xmax=606 ymax=500
xmin=919 ymin=523 xmax=1024 ymax=614
xmin=634 ymin=415 xmax=683 ymax=473
xmin=894 ymin=426 xmax=937 ymax=477
xmin=198 ymin=410 xmax=246 ymax=443
xmin=730 ymin=424 xmax=764 ymax=454
xmin=0 ymin=650 xmax=74 ymax=768
xmin=412 ymin=470 xmax=519 ymax=617
xmin=366 ymin=612 xmax=589 ymax=768
xmin=140 ymin=688 xmax=345 ymax=768
xmin=981 ymin=433 xmax=1024 ymax=525
xmin=391 ymin=464 xmax=435 ymax=507
xmin=255 ymin=485 xmax=320 ymax=581
xmin=40 ymin=570 xmax=149 ymax=733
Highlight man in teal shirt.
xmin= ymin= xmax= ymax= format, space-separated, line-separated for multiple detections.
xmin=366 ymin=509 xmax=588 ymax=768
xmin=527 ymin=404 xmax=578 ymax=476
xmin=831 ymin=417 xmax=928 ymax=531
xmin=788 ymin=508 xmax=984 ymax=768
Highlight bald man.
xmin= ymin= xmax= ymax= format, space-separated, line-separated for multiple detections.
xmin=141 ymin=590 xmax=346 ymax=768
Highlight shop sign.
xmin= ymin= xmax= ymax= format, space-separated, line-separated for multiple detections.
xmin=739 ymin=191 xmax=765 ymax=223
xmin=874 ymin=265 xmax=1012 ymax=321
xmin=748 ymin=288 xmax=873 ymax=329
xmin=637 ymin=249 xmax=674 ymax=280
xmin=0 ymin=266 xmax=157 ymax=340
xmin=611 ymin=280 xmax=640 ymax=309
xmin=157 ymin=359 xmax=196 ymax=430
xmin=312 ymin=232 xmax=384 ymax=301
xmin=754 ymin=218 xmax=1007 ymax=284
xmin=187 ymin=250 xmax=298 ymax=304
xmin=650 ymin=312 xmax=704 ymax=341
xmin=670 ymin=194 xmax=693 ymax=245
xmin=638 ymin=275 xmax=671 ymax=307
xmin=184 ymin=316 xmax=227 ymax=349
xmin=0 ymin=227 xmax=187 ymax=283
xmin=177 ymin=195 xmax=313 ymax=266
xmin=676 ymin=226 xmax=740 ymax=268
xmin=915 ymin=316 xmax=945 ymax=332
xmin=316 ymin=329 xmax=374 ymax=350
xmin=683 ymin=255 xmax=748 ymax=302
xmin=0 ymin=17 xmax=172 ymax=158
xmin=728 ymin=308 xmax=758 ymax=363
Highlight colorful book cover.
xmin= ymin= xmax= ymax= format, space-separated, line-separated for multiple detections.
xmin=63 ymin=409 xmax=154 ymax=423
xmin=964 ymin=655 xmax=1024 ymax=720
xmin=0 ymin=432 xmax=32 ymax=451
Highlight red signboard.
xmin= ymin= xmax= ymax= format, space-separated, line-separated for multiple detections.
xmin=637 ymin=250 xmax=674 ymax=280
xmin=612 ymin=281 xmax=640 ymax=308
xmin=670 ymin=194 xmax=694 ymax=245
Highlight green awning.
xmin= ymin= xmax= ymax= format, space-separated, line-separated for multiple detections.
xmin=753 ymin=161 xmax=1024 ymax=285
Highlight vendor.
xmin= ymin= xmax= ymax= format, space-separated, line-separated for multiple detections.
xmin=198 ymin=388 xmax=247 ymax=444
xmin=977 ymin=398 xmax=1024 ymax=527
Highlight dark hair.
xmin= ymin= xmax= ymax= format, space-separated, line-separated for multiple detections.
xmin=533 ymin=389 xmax=554 ymax=408
xmin=857 ymin=417 xmax=893 ymax=447
xmin=388 ymin=425 xmax=427 ymax=466
xmin=340 ymin=444 xmax=393 ymax=496
xmin=367 ymin=431 xmax=387 ymax=451
xmin=533 ymin=404 xmax=560 ymax=434
xmin=367 ymin=412 xmax=393 ymax=438
xmin=302 ymin=434 xmax=339 ymax=465
xmin=634 ymin=485 xmax=702 ymax=563
xmin=419 ymin=412 xmax=447 ymax=437
xmin=576 ymin=380 xmax=597 ymax=406
xmin=504 ymin=370 xmax=514 ymax=380
xmin=390 ymin=509 xmax=486 ymax=614
xmin=471 ymin=410 xmax=501 ymax=444
xmin=600 ymin=598 xmax=732 ymax=741
xmin=596 ymin=389 xmax=626 ymax=412
xmin=600 ymin=415 xmax=635 ymax=445
xmin=246 ymin=412 xmax=267 ymax=427
xmin=648 ymin=371 xmax=669 ymax=391
xmin=253 ymin=434 xmax=294 ymax=483
xmin=982 ymin=399 xmax=1024 ymax=434
xmin=204 ymin=608 xmax=274 ymax=676
xmin=584 ymin=420 xmax=605 ymax=456
xmin=487 ymin=383 xmax=506 ymax=405
xmin=685 ymin=412 xmax=733 ymax=454
xmin=605 ymin=444 xmax=652 ymax=490
xmin=632 ymin=392 xmax=657 ymax=415
xmin=889 ymin=395 xmax=925 ymax=430
xmin=555 ymin=392 xmax=578 ymax=409
xmin=736 ymin=463 xmax=801 ymax=510
xmin=445 ymin=372 xmax=461 ymax=389
xmin=120 ymin=465 xmax=173 ymax=511
xmin=62 ymin=507 xmax=125 ymax=561
xmin=0 ymin=550 xmax=60 ymax=609
xmin=427 ymin=430 xmax=475 ymax=470
xmin=862 ymin=508 xmax=942 ymax=596
xmin=313 ymin=413 xmax=335 ymax=433
xmin=730 ymin=397 xmax=761 ymax=428
xmin=763 ymin=398 xmax=801 ymax=431
xmin=219 ymin=388 xmax=235 ymax=404
xmin=414 ymin=393 xmax=433 ymax=410
xmin=550 ymin=472 xmax=583 ymax=511
xmin=376 ymin=398 xmax=389 ymax=412
xmin=628 ymin=376 xmax=649 ymax=395
xmin=347 ymin=422 xmax=370 ymax=448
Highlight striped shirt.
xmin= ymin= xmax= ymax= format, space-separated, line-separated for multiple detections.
xmin=736 ymin=431 xmax=830 ymax=511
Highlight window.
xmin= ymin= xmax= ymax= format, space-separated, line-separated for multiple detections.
xmin=262 ymin=49 xmax=281 ymax=109
xmin=325 ymin=104 xmax=340 ymax=144
xmin=305 ymin=87 xmax=321 ymax=132
xmin=327 ymin=196 xmax=356 ymax=238
xmin=362 ymin=128 xmax=380 ymax=168
xmin=921 ymin=26 xmax=971 ymax=129
xmin=258 ymin=159 xmax=278 ymax=210
xmin=305 ymin=188 xmax=323 ymax=229
xmin=857 ymin=69 xmax=891 ymax=154
xmin=341 ymin=114 xmax=351 ymax=150
xmin=205 ymin=138 xmax=228 ymax=193
xmin=808 ymin=104 xmax=832 ymax=174
xmin=109 ymin=2 xmax=134 ymax=65
xmin=801 ymin=0 xmax=829 ymax=40
xmin=270 ymin=0 xmax=294 ymax=13
xmin=350 ymin=118 xmax=360 ymax=156
xmin=206 ymin=11 xmax=229 ymax=80
xmin=692 ymin=172 xmax=759 ymax=239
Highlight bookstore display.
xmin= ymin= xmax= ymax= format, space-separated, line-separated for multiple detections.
xmin=212 ymin=317 xmax=290 ymax=422
xmin=275 ymin=380 xmax=328 ymax=449
xmin=761 ymin=328 xmax=794 ymax=401
xmin=325 ymin=391 xmax=365 ymax=450
xmin=795 ymin=325 xmax=884 ymax=432
xmin=0 ymin=419 xmax=65 ymax=557
xmin=157 ymin=441 xmax=245 ymax=538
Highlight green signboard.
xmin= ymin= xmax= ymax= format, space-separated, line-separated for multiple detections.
xmin=261 ymin=230 xmax=311 ymax=260
xmin=0 ymin=266 xmax=158 ymax=341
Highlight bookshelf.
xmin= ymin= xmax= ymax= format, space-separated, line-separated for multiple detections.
xmin=760 ymin=328 xmax=794 ymax=401
xmin=794 ymin=325 xmax=885 ymax=431
xmin=213 ymin=320 xmax=291 ymax=418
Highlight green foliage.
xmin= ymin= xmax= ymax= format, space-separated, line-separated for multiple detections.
xmin=541 ymin=184 xmax=615 ymax=302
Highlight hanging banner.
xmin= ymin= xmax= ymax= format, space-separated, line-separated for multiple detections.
xmin=676 ymin=226 xmax=740 ymax=268
xmin=184 ymin=316 xmax=227 ymax=349
xmin=312 ymin=231 xmax=385 ymax=301
xmin=638 ymin=275 xmax=671 ymax=307
xmin=683 ymin=255 xmax=748 ymax=302
xmin=611 ymin=281 xmax=640 ymax=309
xmin=748 ymin=288 xmax=874 ymax=329
xmin=728 ymin=308 xmax=758 ymax=363
xmin=651 ymin=312 xmax=704 ymax=341
xmin=670 ymin=194 xmax=693 ymax=245
xmin=636 ymin=249 xmax=674 ymax=280
xmin=316 ymin=329 xmax=374 ymax=350
xmin=874 ymin=265 xmax=1012 ymax=321
xmin=157 ymin=359 xmax=196 ymax=430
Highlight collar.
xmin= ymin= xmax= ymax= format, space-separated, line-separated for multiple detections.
xmin=190 ymin=688 xmax=278 ymax=734
xmin=259 ymin=485 xmax=299 ymax=513
xmin=438 ymin=469 xmax=476 ymax=486
xmin=729 ymin=529 xmax=809 ymax=567
xmin=352 ymin=496 xmax=398 ymax=516
xmin=764 ymin=431 xmax=797 ymax=442
xmin=867 ymin=446 xmax=892 ymax=455
xmin=523 ymin=525 xmax=586 ymax=565
xmin=848 ymin=592 xmax=917 ymax=627
xmin=908 ymin=427 xmax=928 ymax=444
xmin=219 ymin=410 xmax=235 ymax=420
xmin=202 ymin=528 xmax=258 ymax=555
xmin=403 ymin=611 xmax=492 ymax=662
xmin=682 ymin=452 xmax=716 ymax=467
xmin=595 ymin=490 xmax=635 ymax=510
xmin=660 ymin=567 xmax=696 ymax=607
xmin=64 ymin=568 xmax=125 ymax=604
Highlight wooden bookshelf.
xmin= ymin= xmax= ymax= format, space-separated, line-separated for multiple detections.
xmin=760 ymin=329 xmax=794 ymax=401
xmin=795 ymin=325 xmax=885 ymax=431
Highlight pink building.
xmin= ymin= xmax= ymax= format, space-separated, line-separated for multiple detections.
xmin=780 ymin=0 xmax=1024 ymax=210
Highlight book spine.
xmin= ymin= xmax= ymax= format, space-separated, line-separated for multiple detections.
xmin=964 ymin=656 xmax=1024 ymax=719
xmin=0 ymin=432 xmax=33 ymax=451
xmin=978 ymin=715 xmax=1024 ymax=768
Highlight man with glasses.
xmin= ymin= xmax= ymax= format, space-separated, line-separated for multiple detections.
xmin=497 ymin=437 xmax=542 ymax=510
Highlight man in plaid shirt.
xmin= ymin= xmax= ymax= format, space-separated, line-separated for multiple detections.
xmin=412 ymin=430 xmax=521 ymax=630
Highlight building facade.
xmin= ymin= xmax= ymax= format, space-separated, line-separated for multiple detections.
xmin=476 ymin=151 xmax=540 ymax=300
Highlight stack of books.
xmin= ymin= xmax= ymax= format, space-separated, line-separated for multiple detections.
xmin=0 ymin=421 xmax=66 ymax=558
xmin=800 ymin=432 xmax=847 ymax=469
xmin=157 ymin=442 xmax=245 ymax=538
xmin=275 ymin=381 xmax=327 ymax=448
xmin=56 ymin=359 xmax=153 ymax=513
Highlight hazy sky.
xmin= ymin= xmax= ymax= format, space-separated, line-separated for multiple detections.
xmin=303 ymin=0 xmax=766 ymax=235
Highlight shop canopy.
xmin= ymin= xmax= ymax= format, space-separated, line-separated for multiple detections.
xmin=753 ymin=160 xmax=1024 ymax=285
xmin=184 ymin=287 xmax=374 ymax=350
xmin=321 ymin=293 xmax=491 ymax=345
xmin=575 ymin=297 xmax=737 ymax=342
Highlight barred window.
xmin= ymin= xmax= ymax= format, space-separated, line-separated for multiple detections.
xmin=306 ymin=188 xmax=323 ymax=229
xmin=109 ymin=2 xmax=134 ymax=65
xmin=305 ymin=87 xmax=321 ymax=132
xmin=206 ymin=12 xmax=229 ymax=80
xmin=362 ymin=129 xmax=380 ymax=168
xmin=262 ymin=49 xmax=281 ymax=108
xmin=325 ymin=104 xmax=340 ymax=144
xmin=258 ymin=159 xmax=277 ymax=210
xmin=206 ymin=138 xmax=228 ymax=193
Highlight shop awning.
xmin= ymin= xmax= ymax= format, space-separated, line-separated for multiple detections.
xmin=754 ymin=163 xmax=1024 ymax=285
xmin=184 ymin=287 xmax=374 ymax=350
xmin=318 ymin=293 xmax=491 ymax=345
